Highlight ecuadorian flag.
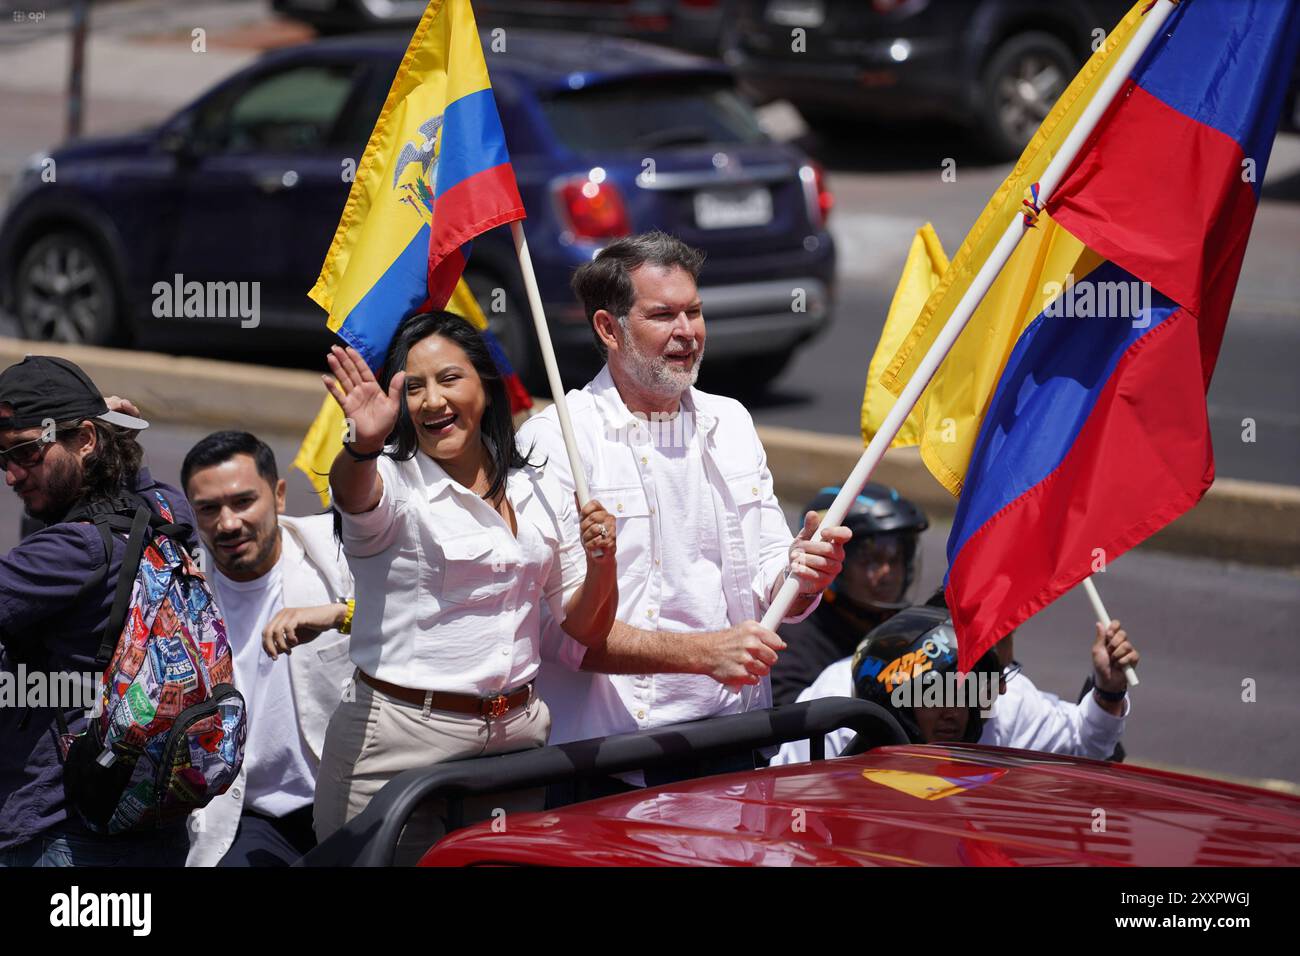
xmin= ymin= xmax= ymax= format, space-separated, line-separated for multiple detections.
xmin=295 ymin=0 xmax=531 ymax=502
xmin=865 ymin=0 xmax=1300 ymax=671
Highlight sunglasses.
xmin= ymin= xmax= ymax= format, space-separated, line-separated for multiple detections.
xmin=0 ymin=423 xmax=81 ymax=471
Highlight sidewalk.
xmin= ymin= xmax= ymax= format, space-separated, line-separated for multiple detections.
xmin=0 ymin=0 xmax=302 ymax=195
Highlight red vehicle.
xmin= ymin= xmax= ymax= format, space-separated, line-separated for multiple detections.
xmin=301 ymin=699 xmax=1300 ymax=867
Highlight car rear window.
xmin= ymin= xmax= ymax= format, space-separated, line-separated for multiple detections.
xmin=539 ymin=79 xmax=768 ymax=153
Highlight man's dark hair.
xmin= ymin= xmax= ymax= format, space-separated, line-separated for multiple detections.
xmin=66 ymin=419 xmax=144 ymax=506
xmin=570 ymin=230 xmax=706 ymax=357
xmin=181 ymin=430 xmax=279 ymax=493
xmin=379 ymin=311 xmax=538 ymax=504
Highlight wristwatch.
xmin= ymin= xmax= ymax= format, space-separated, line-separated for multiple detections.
xmin=1093 ymin=685 xmax=1128 ymax=703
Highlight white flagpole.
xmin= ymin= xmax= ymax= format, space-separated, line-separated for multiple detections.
xmin=1081 ymin=577 xmax=1138 ymax=686
xmin=755 ymin=1 xmax=1176 ymax=667
xmin=510 ymin=222 xmax=605 ymax=555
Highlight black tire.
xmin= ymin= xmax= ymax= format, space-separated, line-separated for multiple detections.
xmin=976 ymin=31 xmax=1076 ymax=161
xmin=14 ymin=231 xmax=121 ymax=345
xmin=463 ymin=269 xmax=543 ymax=394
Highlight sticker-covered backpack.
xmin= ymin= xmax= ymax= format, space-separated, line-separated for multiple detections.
xmin=59 ymin=491 xmax=246 ymax=834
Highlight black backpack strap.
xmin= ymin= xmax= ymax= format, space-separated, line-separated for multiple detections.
xmin=95 ymin=505 xmax=152 ymax=672
xmin=71 ymin=520 xmax=115 ymax=607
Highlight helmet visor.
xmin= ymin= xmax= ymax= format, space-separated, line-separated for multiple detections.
xmin=840 ymin=532 xmax=921 ymax=610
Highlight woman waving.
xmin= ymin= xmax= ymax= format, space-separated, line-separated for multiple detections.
xmin=312 ymin=312 xmax=616 ymax=844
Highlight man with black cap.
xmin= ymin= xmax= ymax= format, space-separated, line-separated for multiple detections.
xmin=0 ymin=355 xmax=195 ymax=866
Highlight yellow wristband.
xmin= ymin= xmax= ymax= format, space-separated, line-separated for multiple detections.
xmin=341 ymin=598 xmax=355 ymax=635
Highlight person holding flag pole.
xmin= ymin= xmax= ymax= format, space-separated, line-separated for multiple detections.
xmin=763 ymin=0 xmax=1299 ymax=691
xmin=292 ymin=0 xmax=622 ymax=849
xmin=517 ymin=231 xmax=853 ymax=792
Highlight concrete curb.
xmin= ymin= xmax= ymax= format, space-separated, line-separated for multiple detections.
xmin=0 ymin=338 xmax=324 ymax=435
xmin=756 ymin=423 xmax=1300 ymax=570
xmin=4 ymin=338 xmax=1296 ymax=569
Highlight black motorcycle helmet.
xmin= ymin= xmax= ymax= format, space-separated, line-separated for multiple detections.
xmin=807 ymin=483 xmax=928 ymax=611
xmin=850 ymin=604 xmax=1002 ymax=745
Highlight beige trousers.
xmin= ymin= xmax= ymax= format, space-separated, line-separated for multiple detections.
xmin=314 ymin=672 xmax=551 ymax=864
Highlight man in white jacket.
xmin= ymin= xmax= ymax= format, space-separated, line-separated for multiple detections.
xmin=180 ymin=432 xmax=354 ymax=867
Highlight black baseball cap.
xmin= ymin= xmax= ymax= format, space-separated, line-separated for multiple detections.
xmin=0 ymin=355 xmax=149 ymax=432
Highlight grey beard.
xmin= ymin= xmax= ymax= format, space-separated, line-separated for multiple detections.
xmin=625 ymin=341 xmax=704 ymax=397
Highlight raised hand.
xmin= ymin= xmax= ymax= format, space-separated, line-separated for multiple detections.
xmin=322 ymin=345 xmax=405 ymax=454
xmin=1092 ymin=619 xmax=1139 ymax=693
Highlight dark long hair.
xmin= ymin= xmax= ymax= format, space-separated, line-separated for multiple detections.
xmin=378 ymin=311 xmax=535 ymax=502
xmin=67 ymin=419 xmax=144 ymax=505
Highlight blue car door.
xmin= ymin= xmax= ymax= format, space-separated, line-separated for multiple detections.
xmin=163 ymin=58 xmax=366 ymax=339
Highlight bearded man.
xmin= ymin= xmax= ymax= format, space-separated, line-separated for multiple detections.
xmin=519 ymin=231 xmax=850 ymax=792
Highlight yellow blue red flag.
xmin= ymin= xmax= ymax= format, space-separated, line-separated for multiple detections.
xmin=307 ymin=0 xmax=526 ymax=384
xmin=296 ymin=0 xmax=533 ymax=500
xmin=872 ymin=0 xmax=1300 ymax=671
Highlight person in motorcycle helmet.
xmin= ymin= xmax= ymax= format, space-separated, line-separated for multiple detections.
xmin=771 ymin=483 xmax=928 ymax=705
xmin=848 ymin=603 xmax=1003 ymax=744
xmin=770 ymin=589 xmax=1138 ymax=765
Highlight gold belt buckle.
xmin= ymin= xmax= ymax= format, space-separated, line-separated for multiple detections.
xmin=485 ymin=694 xmax=510 ymax=720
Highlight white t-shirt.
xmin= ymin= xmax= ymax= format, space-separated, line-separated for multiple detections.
xmin=212 ymin=532 xmax=318 ymax=817
xmin=651 ymin=412 xmax=728 ymax=633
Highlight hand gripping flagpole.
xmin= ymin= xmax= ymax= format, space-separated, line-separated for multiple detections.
xmin=510 ymin=222 xmax=604 ymax=555
xmin=752 ymin=0 xmax=1178 ymax=695
xmin=1082 ymin=577 xmax=1138 ymax=686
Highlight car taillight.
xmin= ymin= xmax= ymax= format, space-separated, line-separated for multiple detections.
xmin=799 ymin=162 xmax=833 ymax=228
xmin=556 ymin=175 xmax=632 ymax=240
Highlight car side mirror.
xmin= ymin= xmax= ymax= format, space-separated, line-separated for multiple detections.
xmin=158 ymin=126 xmax=199 ymax=164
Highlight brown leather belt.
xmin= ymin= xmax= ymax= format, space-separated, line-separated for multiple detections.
xmin=357 ymin=670 xmax=533 ymax=720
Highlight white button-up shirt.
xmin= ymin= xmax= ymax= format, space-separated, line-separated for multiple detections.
xmin=335 ymin=452 xmax=584 ymax=695
xmin=518 ymin=365 xmax=815 ymax=746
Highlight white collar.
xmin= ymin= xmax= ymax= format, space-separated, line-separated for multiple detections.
xmin=412 ymin=453 xmax=533 ymax=508
xmin=589 ymin=364 xmax=717 ymax=435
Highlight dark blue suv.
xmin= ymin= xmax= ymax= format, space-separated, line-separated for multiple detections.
xmin=0 ymin=30 xmax=835 ymax=390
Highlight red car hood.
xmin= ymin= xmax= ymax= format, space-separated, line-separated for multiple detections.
xmin=419 ymin=744 xmax=1300 ymax=866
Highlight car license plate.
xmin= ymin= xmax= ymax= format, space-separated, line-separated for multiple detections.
xmin=765 ymin=0 xmax=825 ymax=28
xmin=694 ymin=188 xmax=774 ymax=230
